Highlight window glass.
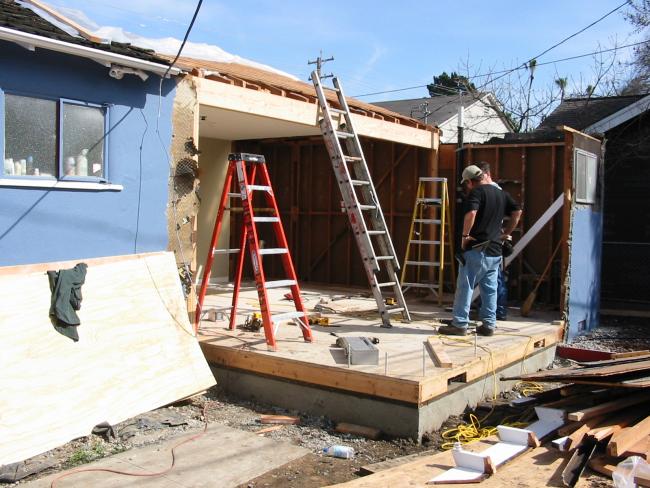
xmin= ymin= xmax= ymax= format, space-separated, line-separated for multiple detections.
xmin=4 ymin=94 xmax=57 ymax=177
xmin=62 ymin=103 xmax=106 ymax=178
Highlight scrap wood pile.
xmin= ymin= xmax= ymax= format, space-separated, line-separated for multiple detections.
xmin=502 ymin=351 xmax=650 ymax=487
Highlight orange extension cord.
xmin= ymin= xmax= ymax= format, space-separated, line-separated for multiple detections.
xmin=50 ymin=404 xmax=209 ymax=488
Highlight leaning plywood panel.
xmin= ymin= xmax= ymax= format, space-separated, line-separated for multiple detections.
xmin=0 ymin=252 xmax=216 ymax=466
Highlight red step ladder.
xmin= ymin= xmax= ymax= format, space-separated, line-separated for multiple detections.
xmin=195 ymin=153 xmax=313 ymax=351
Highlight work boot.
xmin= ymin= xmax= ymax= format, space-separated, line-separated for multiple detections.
xmin=476 ymin=325 xmax=495 ymax=336
xmin=438 ymin=324 xmax=467 ymax=336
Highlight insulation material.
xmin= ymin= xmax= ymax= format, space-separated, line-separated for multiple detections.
xmin=0 ymin=252 xmax=216 ymax=466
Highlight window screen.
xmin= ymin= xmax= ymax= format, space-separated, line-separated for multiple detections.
xmin=4 ymin=94 xmax=57 ymax=177
xmin=574 ymin=149 xmax=598 ymax=204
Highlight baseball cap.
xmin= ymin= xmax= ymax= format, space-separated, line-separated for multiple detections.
xmin=460 ymin=165 xmax=483 ymax=184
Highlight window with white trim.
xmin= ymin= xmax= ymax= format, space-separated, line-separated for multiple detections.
xmin=2 ymin=92 xmax=108 ymax=180
xmin=574 ymin=148 xmax=598 ymax=204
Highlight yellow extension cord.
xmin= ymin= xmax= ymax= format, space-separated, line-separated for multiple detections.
xmin=438 ymin=332 xmax=544 ymax=449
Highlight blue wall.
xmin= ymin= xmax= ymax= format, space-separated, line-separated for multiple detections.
xmin=566 ymin=206 xmax=603 ymax=340
xmin=0 ymin=41 xmax=176 ymax=265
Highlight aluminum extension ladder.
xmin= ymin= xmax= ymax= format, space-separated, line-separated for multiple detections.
xmin=194 ymin=153 xmax=313 ymax=351
xmin=311 ymin=70 xmax=410 ymax=327
xmin=401 ymin=177 xmax=456 ymax=305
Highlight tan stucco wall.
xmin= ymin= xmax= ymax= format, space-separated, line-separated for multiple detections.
xmin=196 ymin=137 xmax=232 ymax=283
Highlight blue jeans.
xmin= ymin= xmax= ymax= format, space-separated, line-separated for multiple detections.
xmin=452 ymin=249 xmax=502 ymax=329
xmin=496 ymin=267 xmax=508 ymax=319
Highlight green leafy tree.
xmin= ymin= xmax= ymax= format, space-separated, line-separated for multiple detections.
xmin=427 ymin=71 xmax=476 ymax=96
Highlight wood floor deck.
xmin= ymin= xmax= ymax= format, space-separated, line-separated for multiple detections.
xmin=199 ymin=284 xmax=563 ymax=405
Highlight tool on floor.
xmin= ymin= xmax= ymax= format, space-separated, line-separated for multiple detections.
xmin=335 ymin=336 xmax=380 ymax=365
xmin=243 ymin=312 xmax=263 ymax=332
xmin=308 ymin=316 xmax=333 ymax=326
xmin=310 ymin=61 xmax=410 ymax=328
xmin=401 ymin=177 xmax=456 ymax=305
xmin=521 ymin=241 xmax=562 ymax=317
xmin=195 ymin=153 xmax=313 ymax=351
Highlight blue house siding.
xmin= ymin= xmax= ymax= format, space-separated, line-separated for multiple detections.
xmin=566 ymin=206 xmax=603 ymax=340
xmin=0 ymin=41 xmax=175 ymax=265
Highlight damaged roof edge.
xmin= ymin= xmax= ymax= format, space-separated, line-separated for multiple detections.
xmin=0 ymin=25 xmax=182 ymax=77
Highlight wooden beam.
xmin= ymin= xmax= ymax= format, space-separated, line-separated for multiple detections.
xmin=568 ymin=393 xmax=650 ymax=422
xmin=425 ymin=336 xmax=453 ymax=368
xmin=335 ymin=422 xmax=381 ymax=440
xmin=608 ymin=415 xmax=650 ymax=457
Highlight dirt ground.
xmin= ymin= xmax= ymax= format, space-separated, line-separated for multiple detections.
xmin=7 ymin=314 xmax=649 ymax=487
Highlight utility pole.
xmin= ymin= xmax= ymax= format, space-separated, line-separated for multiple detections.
xmin=410 ymin=102 xmax=431 ymax=125
xmin=454 ymin=87 xmax=465 ymax=254
xmin=308 ymin=51 xmax=334 ymax=79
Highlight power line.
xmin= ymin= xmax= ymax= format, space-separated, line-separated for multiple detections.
xmin=529 ymin=0 xmax=631 ymax=62
xmin=162 ymin=0 xmax=204 ymax=78
xmin=353 ymin=40 xmax=649 ymax=99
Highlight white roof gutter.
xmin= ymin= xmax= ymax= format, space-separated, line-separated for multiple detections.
xmin=0 ymin=25 xmax=182 ymax=77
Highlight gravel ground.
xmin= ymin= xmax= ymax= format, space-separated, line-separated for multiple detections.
xmin=569 ymin=315 xmax=650 ymax=353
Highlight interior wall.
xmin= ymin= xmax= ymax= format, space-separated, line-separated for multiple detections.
xmin=196 ymin=137 xmax=232 ymax=282
xmin=233 ymin=137 xmax=436 ymax=287
xmin=440 ymin=141 xmax=566 ymax=304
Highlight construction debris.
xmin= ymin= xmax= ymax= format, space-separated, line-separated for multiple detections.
xmin=334 ymin=423 xmax=382 ymax=440
xmin=259 ymin=414 xmax=301 ymax=425
xmin=503 ymin=352 xmax=650 ymax=486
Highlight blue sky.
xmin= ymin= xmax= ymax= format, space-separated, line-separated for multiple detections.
xmin=48 ymin=0 xmax=639 ymax=102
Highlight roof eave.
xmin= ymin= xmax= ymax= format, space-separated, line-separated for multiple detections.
xmin=0 ymin=25 xmax=181 ymax=77
xmin=584 ymin=94 xmax=650 ymax=134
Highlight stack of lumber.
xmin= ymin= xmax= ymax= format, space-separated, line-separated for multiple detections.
xmin=504 ymin=352 xmax=650 ymax=486
xmin=330 ymin=352 xmax=650 ymax=487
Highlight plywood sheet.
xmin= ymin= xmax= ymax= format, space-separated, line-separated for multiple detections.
xmin=0 ymin=252 xmax=216 ymax=466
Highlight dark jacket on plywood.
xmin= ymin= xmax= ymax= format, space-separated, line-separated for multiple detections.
xmin=47 ymin=263 xmax=88 ymax=341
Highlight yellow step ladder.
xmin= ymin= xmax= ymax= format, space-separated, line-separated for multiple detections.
xmin=401 ymin=177 xmax=456 ymax=305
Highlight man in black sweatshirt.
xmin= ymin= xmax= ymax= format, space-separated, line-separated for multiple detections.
xmin=439 ymin=164 xmax=521 ymax=336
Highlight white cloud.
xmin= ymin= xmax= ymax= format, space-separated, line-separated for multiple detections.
xmin=25 ymin=2 xmax=298 ymax=79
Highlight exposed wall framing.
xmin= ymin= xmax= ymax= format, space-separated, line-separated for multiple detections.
xmin=230 ymin=137 xmax=436 ymax=287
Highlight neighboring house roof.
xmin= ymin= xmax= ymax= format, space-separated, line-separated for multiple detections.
xmin=0 ymin=0 xmax=175 ymax=73
xmin=173 ymin=56 xmax=431 ymax=131
xmin=372 ymin=93 xmax=511 ymax=129
xmin=537 ymin=95 xmax=646 ymax=132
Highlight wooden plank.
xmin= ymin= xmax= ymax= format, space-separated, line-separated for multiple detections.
xmin=0 ymin=252 xmax=216 ymax=466
xmin=623 ymin=435 xmax=650 ymax=460
xmin=260 ymin=415 xmax=300 ymax=425
xmin=608 ymin=415 xmax=650 ymax=457
xmin=612 ymin=350 xmax=650 ymax=359
xmin=568 ymin=393 xmax=650 ymax=421
xmin=504 ymin=194 xmax=564 ymax=268
xmin=556 ymin=345 xmax=612 ymax=362
xmin=253 ymin=425 xmax=285 ymax=435
xmin=588 ymin=454 xmax=618 ymax=478
xmin=335 ymin=422 xmax=381 ymax=440
xmin=637 ymin=473 xmax=650 ymax=488
xmin=426 ymin=336 xmax=453 ymax=368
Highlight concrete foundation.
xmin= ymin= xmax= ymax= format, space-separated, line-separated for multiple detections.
xmin=210 ymin=344 xmax=556 ymax=440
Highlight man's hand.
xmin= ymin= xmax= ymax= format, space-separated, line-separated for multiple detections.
xmin=461 ymin=235 xmax=476 ymax=250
